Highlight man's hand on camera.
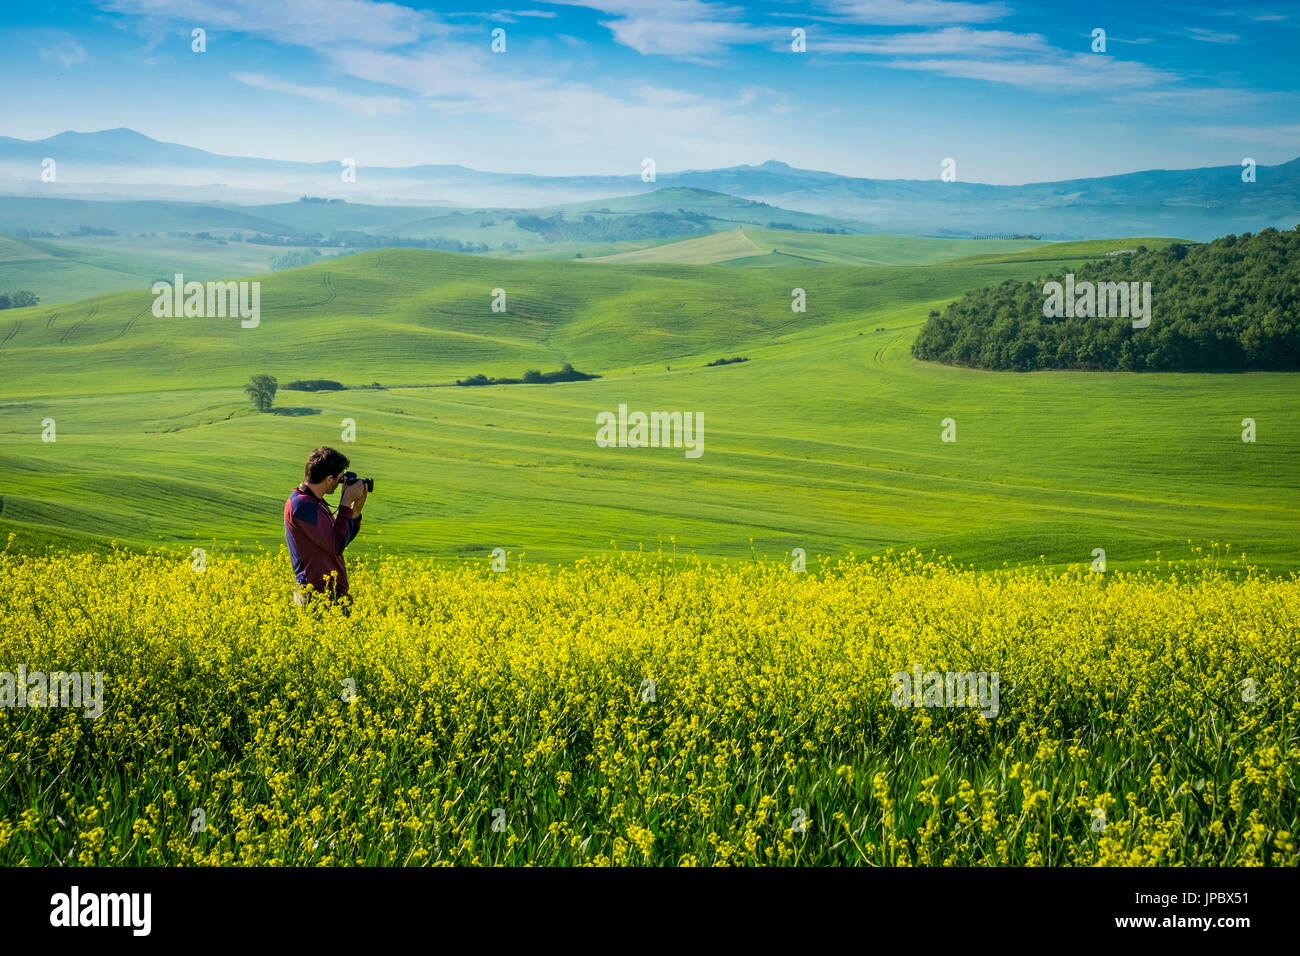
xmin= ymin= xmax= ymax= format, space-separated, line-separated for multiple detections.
xmin=340 ymin=481 xmax=366 ymax=514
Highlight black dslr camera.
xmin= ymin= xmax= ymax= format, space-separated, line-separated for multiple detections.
xmin=342 ymin=471 xmax=374 ymax=492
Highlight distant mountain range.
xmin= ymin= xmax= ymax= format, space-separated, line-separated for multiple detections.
xmin=1 ymin=128 xmax=1297 ymax=241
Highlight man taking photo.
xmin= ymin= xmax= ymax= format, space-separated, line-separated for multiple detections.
xmin=284 ymin=446 xmax=368 ymax=613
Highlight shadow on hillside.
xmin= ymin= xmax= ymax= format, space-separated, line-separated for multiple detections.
xmin=270 ymin=407 xmax=321 ymax=417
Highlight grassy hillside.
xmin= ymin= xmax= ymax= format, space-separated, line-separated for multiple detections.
xmin=0 ymin=197 xmax=296 ymax=235
xmin=0 ymin=229 xmax=1063 ymax=306
xmin=0 ymin=189 xmax=878 ymax=301
xmin=0 ymin=234 xmax=331 ymax=304
xmin=0 ymin=188 xmax=863 ymax=245
xmin=392 ymin=188 xmax=859 ymax=248
xmin=1 ymin=238 xmax=1295 ymax=570
xmin=541 ymin=187 xmax=855 ymax=229
xmin=588 ymin=228 xmax=1048 ymax=266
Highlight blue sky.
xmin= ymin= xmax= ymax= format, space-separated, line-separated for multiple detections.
xmin=3 ymin=0 xmax=1299 ymax=183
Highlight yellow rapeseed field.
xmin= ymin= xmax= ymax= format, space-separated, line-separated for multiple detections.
xmin=0 ymin=538 xmax=1296 ymax=866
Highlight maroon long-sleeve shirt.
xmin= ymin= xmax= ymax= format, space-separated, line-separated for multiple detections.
xmin=284 ymin=482 xmax=362 ymax=597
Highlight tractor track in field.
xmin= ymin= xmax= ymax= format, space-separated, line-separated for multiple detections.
xmin=763 ymin=312 xmax=808 ymax=338
xmin=0 ymin=320 xmax=21 ymax=349
xmin=60 ymin=318 xmax=86 ymax=345
xmin=873 ymin=335 xmax=902 ymax=366
xmin=304 ymin=271 xmax=338 ymax=309
xmin=45 ymin=312 xmax=58 ymax=330
xmin=117 ymin=306 xmax=149 ymax=339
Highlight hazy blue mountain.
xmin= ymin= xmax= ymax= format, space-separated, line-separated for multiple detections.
xmin=0 ymin=129 xmax=1296 ymax=240
xmin=0 ymin=187 xmax=860 ymax=250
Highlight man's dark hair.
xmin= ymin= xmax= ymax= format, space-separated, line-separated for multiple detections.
xmin=305 ymin=446 xmax=350 ymax=484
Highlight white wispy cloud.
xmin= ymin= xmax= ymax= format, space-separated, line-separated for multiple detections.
xmin=100 ymin=0 xmax=435 ymax=48
xmin=815 ymin=0 xmax=1012 ymax=25
xmin=813 ymin=24 xmax=1180 ymax=95
xmin=543 ymin=0 xmax=741 ymax=17
xmin=325 ymin=43 xmax=775 ymax=150
xmin=87 ymin=0 xmax=1273 ymax=159
xmin=884 ymin=52 xmax=1176 ymax=91
xmin=1183 ymin=27 xmax=1238 ymax=43
xmin=541 ymin=0 xmax=774 ymax=55
xmin=233 ymin=73 xmax=408 ymax=116
xmin=541 ymin=0 xmax=1015 ymax=54
xmin=93 ymin=0 xmax=781 ymax=147
xmin=815 ymin=26 xmax=1044 ymax=55
xmin=1185 ymin=124 xmax=1300 ymax=150
xmin=32 ymin=29 xmax=91 ymax=68
xmin=598 ymin=16 xmax=774 ymax=55
xmin=546 ymin=0 xmax=1187 ymax=101
xmin=89 ymin=0 xmax=766 ymax=147
xmin=1103 ymin=35 xmax=1156 ymax=46
xmin=1117 ymin=89 xmax=1278 ymax=110
xmin=456 ymin=8 xmax=559 ymax=23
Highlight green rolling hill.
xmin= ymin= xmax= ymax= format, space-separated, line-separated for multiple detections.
xmin=1 ymin=237 xmax=1295 ymax=571
xmin=586 ymin=227 xmax=1048 ymax=266
xmin=0 ymin=188 xmax=879 ymax=303
xmin=0 ymin=234 xmax=329 ymax=304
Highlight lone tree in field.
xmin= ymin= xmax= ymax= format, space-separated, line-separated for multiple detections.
xmin=244 ymin=374 xmax=277 ymax=412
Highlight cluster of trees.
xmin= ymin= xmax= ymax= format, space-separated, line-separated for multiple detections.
xmin=244 ymin=232 xmax=328 ymax=246
xmin=0 ymin=290 xmax=39 ymax=310
xmin=269 ymin=249 xmax=327 ymax=271
xmin=245 ymin=231 xmax=488 ymax=253
xmin=13 ymin=227 xmax=115 ymax=238
xmin=456 ymin=363 xmax=599 ymax=386
xmin=705 ymin=356 xmax=749 ymax=367
xmin=765 ymin=222 xmax=847 ymax=234
xmin=511 ymin=211 xmax=711 ymax=243
xmin=912 ymin=227 xmax=1300 ymax=371
xmin=163 ymin=231 xmax=225 ymax=242
xmin=283 ymin=379 xmax=345 ymax=391
xmin=326 ymin=231 xmax=489 ymax=253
